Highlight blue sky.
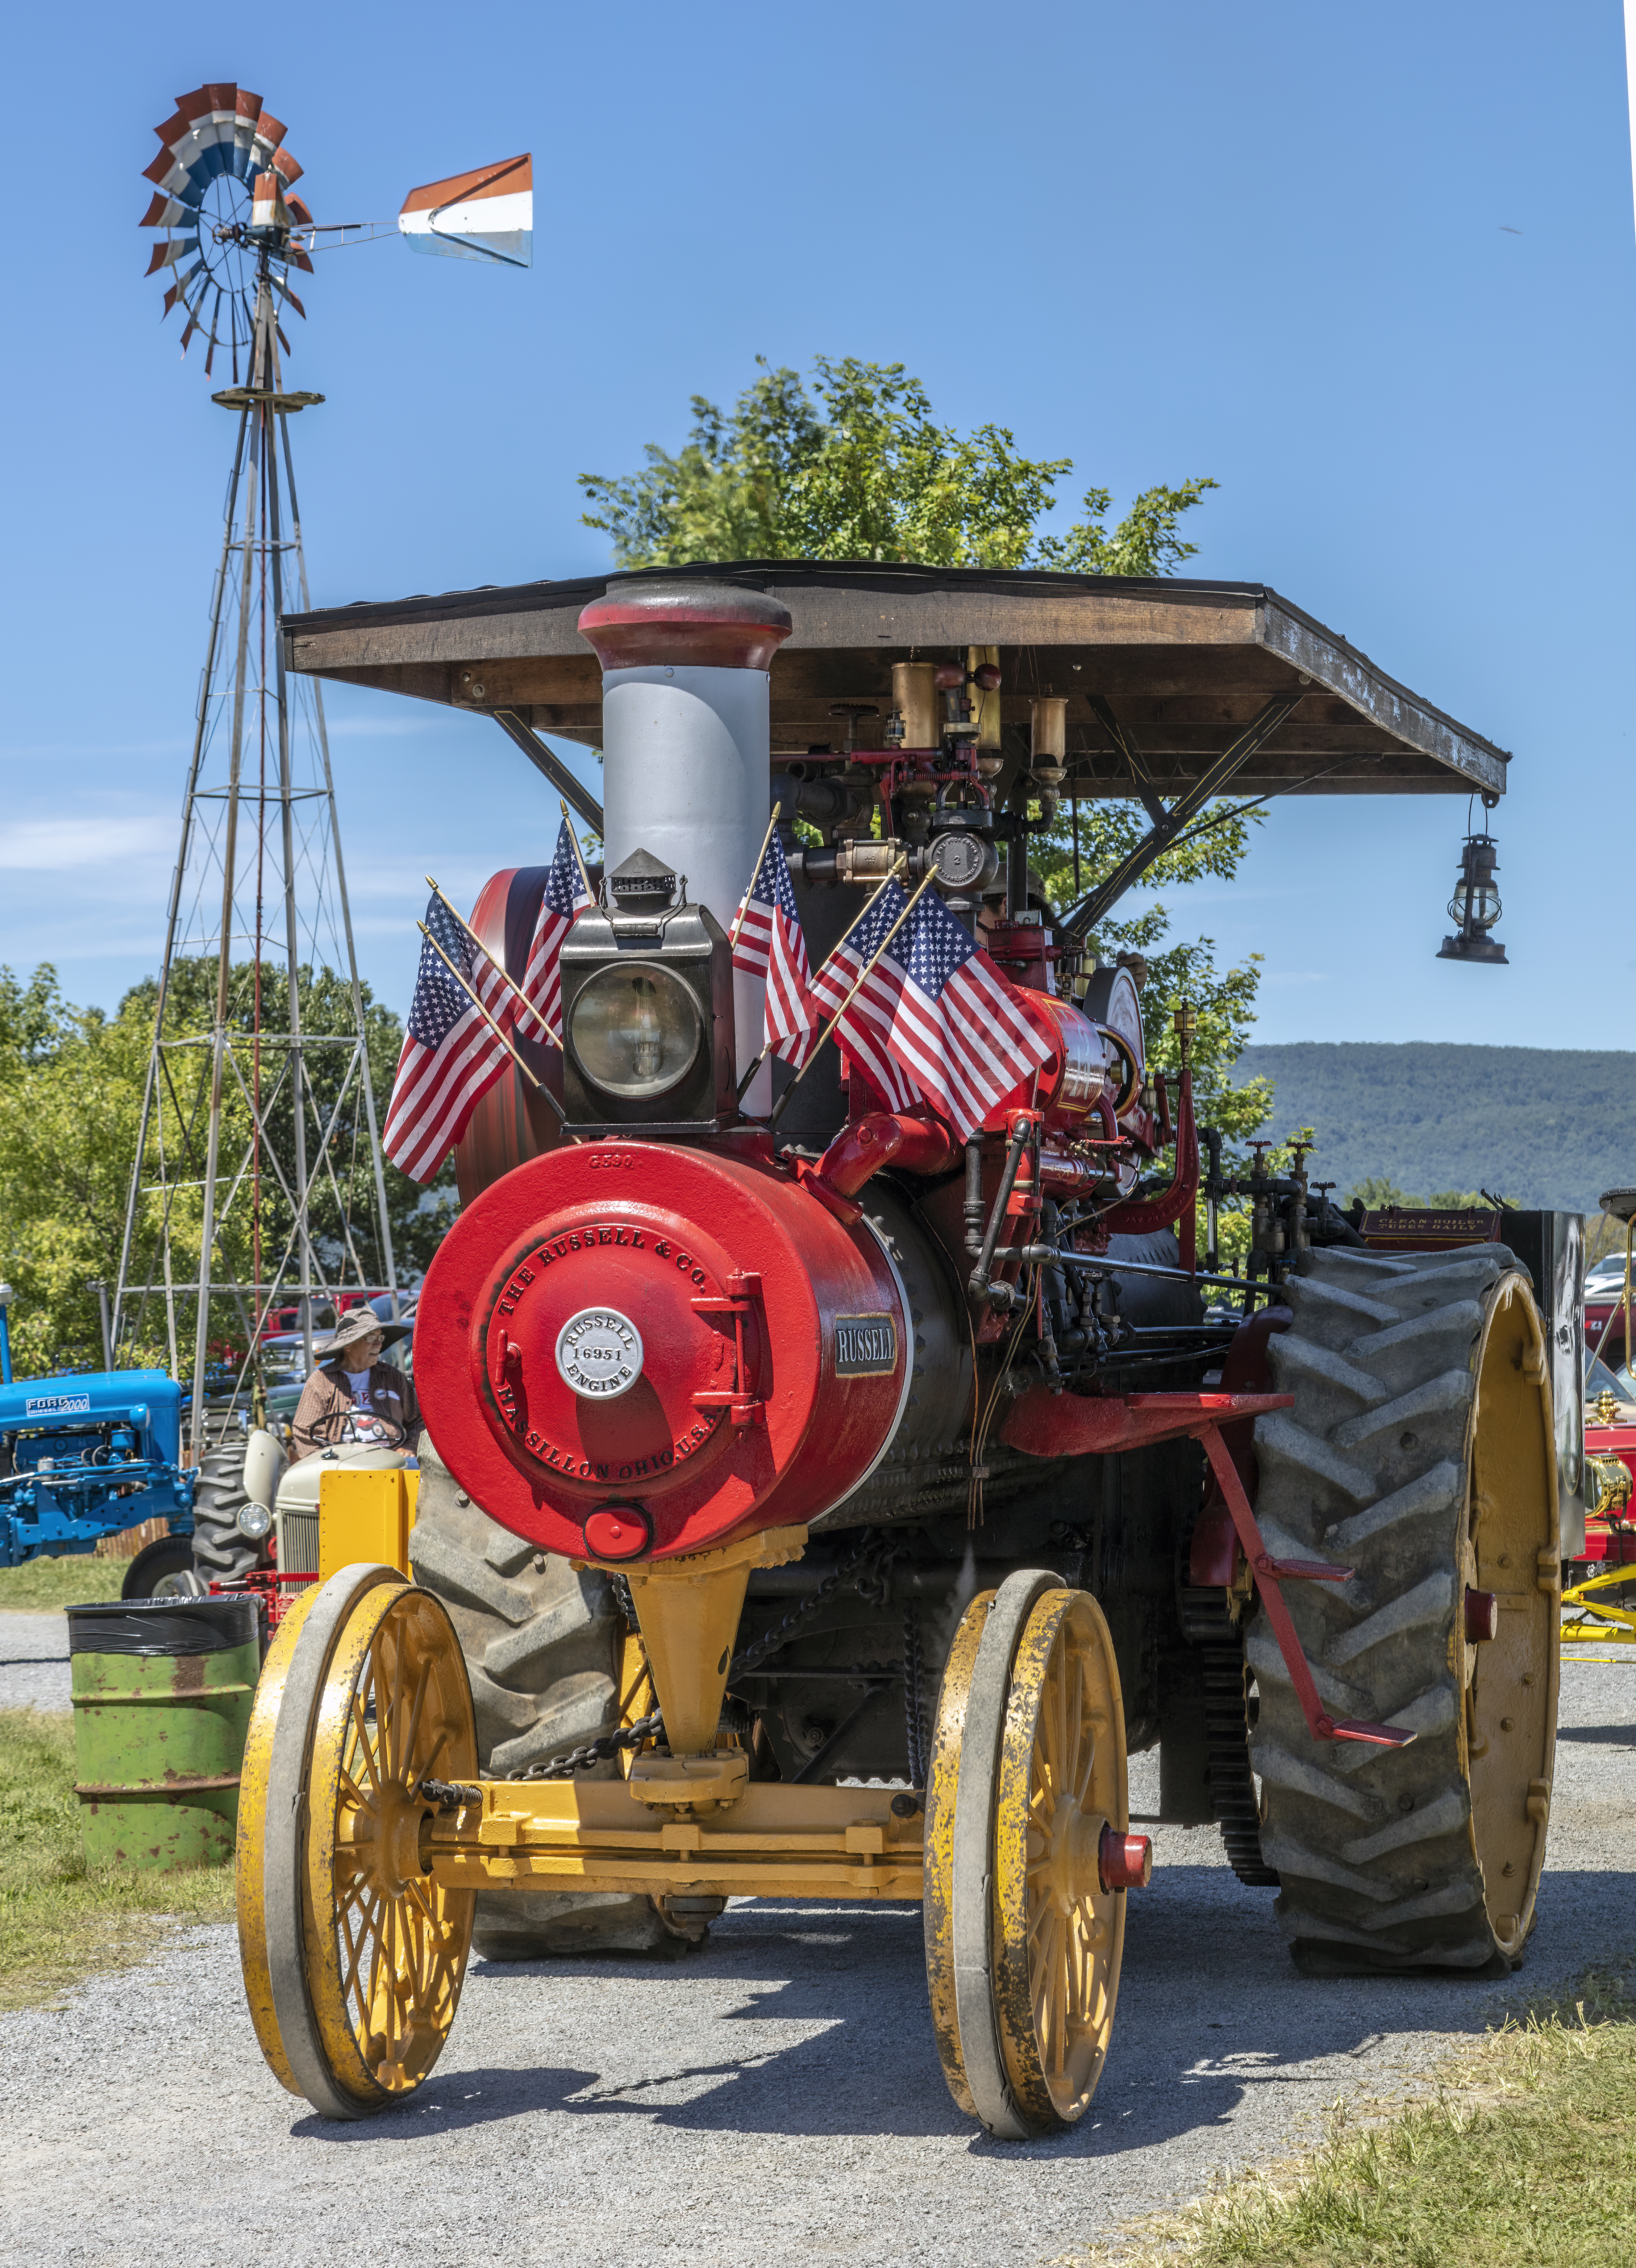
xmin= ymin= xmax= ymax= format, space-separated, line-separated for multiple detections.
xmin=3 ymin=2 xmax=1633 ymax=1050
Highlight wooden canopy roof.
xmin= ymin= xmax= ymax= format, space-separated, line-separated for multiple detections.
xmin=281 ymin=560 xmax=1510 ymax=800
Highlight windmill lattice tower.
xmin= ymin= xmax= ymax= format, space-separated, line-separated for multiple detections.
xmin=114 ymin=86 xmax=397 ymax=1450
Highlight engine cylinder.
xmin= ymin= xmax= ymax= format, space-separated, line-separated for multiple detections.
xmin=580 ymin=582 xmax=792 ymax=1112
xmin=415 ymin=1138 xmax=909 ymax=1562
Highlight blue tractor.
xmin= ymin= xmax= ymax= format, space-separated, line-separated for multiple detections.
xmin=0 ymin=1285 xmax=198 ymax=1598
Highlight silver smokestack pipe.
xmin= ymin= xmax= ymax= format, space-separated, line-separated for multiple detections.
xmin=578 ymin=581 xmax=793 ymax=1115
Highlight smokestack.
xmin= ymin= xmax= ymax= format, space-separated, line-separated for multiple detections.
xmin=578 ymin=580 xmax=792 ymax=1111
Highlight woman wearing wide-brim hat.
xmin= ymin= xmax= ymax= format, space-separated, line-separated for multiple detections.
xmin=290 ymin=1306 xmax=419 ymax=1463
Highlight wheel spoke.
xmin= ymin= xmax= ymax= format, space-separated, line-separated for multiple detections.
xmin=398 ymin=1654 xmax=433 ymax=1786
xmin=350 ymin=1691 xmax=382 ymax=1795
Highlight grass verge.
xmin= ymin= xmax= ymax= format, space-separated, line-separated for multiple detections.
xmin=0 ymin=1706 xmax=233 ymax=2010
xmin=1073 ymin=1965 xmax=1635 ymax=2268
xmin=0 ymin=1556 xmax=125 ymax=1610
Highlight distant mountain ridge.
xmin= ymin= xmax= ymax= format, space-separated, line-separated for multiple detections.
xmin=1230 ymin=1043 xmax=1636 ymax=1215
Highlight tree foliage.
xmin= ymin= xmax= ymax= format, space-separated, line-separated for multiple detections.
xmin=579 ymin=356 xmax=1218 ymax=576
xmin=0 ymin=960 xmax=449 ymax=1380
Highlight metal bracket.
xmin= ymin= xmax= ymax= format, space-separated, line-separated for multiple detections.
xmin=1064 ymin=693 xmax=1302 ymax=937
xmin=1198 ymin=1426 xmax=1414 ymax=1749
xmin=491 ymin=710 xmax=605 ymax=834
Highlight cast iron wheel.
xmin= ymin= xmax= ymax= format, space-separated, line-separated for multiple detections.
xmin=407 ymin=1432 xmax=700 ymax=1956
xmin=190 ymin=1442 xmax=263 ymax=1584
xmin=1250 ymin=1242 xmax=1560 ymax=1975
xmin=237 ymin=1563 xmax=477 ymax=2118
xmin=925 ymin=1572 xmax=1130 ymax=2138
xmin=121 ymin=1533 xmax=206 ymax=1600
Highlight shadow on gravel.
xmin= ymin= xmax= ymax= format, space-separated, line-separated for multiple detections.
xmin=1556 ymin=1724 xmax=1636 ymax=1746
xmin=282 ymin=1865 xmax=1589 ymax=2158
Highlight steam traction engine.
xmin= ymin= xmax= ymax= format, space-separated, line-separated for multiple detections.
xmin=239 ymin=569 xmax=1569 ymax=2137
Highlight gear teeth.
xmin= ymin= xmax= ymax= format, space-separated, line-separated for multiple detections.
xmin=1253 ymin=1742 xmax=1382 ymax=1818
xmin=1331 ymin=1370 xmax=1474 ymax=1452
xmin=1342 ymin=1787 xmax=1469 ymax=1863
xmin=1329 ymin=1462 xmax=1463 ymax=1550
xmin=1282 ymin=1273 xmax=1402 ymax=1347
xmin=1363 ymin=1879 xmax=1486 ymax=1930
xmin=1254 ymin=1413 xmax=1378 ymax=1506
xmin=1325 ymin=1571 xmax=1453 ymax=1666
xmin=408 ymin=1524 xmax=540 ymax=1625
xmin=1259 ymin=1833 xmax=1397 ymax=1900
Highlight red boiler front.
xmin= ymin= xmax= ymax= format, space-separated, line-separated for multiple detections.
xmin=414 ymin=1139 xmax=910 ymax=1561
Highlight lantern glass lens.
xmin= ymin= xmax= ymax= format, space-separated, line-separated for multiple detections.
xmin=569 ymin=961 xmax=703 ymax=1099
xmin=1449 ymin=879 xmax=1502 ymax=932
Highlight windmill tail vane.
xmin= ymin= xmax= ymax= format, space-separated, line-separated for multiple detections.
xmin=140 ymin=83 xmax=531 ymax=374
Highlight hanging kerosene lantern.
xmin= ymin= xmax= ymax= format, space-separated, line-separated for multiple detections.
xmin=1437 ymin=826 xmax=1507 ymax=964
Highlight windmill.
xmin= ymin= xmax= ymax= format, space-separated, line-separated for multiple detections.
xmin=114 ymin=82 xmax=532 ymax=1452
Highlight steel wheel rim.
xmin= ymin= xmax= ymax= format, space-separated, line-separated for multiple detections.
xmin=1463 ymin=1277 xmax=1559 ymax=1956
xmin=304 ymin=1583 xmax=476 ymax=2101
xmin=994 ymin=1590 xmax=1126 ymax=2126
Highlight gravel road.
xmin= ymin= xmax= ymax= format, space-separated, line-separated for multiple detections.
xmin=0 ymin=1643 xmax=1629 ymax=2268
xmin=0 ymin=1608 xmax=72 ymax=1713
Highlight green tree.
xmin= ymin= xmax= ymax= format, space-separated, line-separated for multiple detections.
xmin=0 ymin=959 xmax=450 ymax=1381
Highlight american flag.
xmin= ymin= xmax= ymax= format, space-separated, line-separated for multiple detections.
xmin=806 ymin=881 xmax=919 ymax=1111
xmin=382 ymin=894 xmax=513 ymax=1183
xmin=519 ymin=819 xmax=594 ymax=1037
xmin=731 ymin=827 xmax=818 ymax=1065
xmin=878 ymin=889 xmax=1052 ymax=1136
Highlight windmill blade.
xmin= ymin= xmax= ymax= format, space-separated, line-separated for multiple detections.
xmin=398 ymin=152 xmax=531 ymax=267
xmin=139 ymin=192 xmax=194 ymax=229
xmin=144 ymin=234 xmax=199 ymax=277
xmin=270 ymin=272 xmax=307 ymax=322
xmin=233 ymin=89 xmax=264 ymax=181
xmin=204 ymin=287 xmax=223 ymax=378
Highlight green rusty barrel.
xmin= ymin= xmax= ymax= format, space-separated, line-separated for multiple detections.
xmin=67 ymin=1595 xmax=262 ymax=1871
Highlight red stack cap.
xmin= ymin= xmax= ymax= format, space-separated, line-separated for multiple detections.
xmin=578 ymin=580 xmax=792 ymax=672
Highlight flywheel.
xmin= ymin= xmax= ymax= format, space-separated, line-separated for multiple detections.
xmin=1250 ymin=1242 xmax=1560 ymax=1974
xmin=238 ymin=1564 xmax=477 ymax=2117
xmin=924 ymin=1572 xmax=1149 ymax=2138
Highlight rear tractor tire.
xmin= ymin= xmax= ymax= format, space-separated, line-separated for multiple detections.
xmin=407 ymin=1434 xmax=706 ymax=1957
xmin=1249 ymin=1242 xmax=1560 ymax=1976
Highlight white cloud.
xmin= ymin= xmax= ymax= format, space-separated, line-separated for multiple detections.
xmin=0 ymin=816 xmax=173 ymax=870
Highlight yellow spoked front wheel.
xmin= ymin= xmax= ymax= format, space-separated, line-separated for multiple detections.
xmin=924 ymin=1573 xmax=1132 ymax=2138
xmin=237 ymin=1564 xmax=477 ymax=2119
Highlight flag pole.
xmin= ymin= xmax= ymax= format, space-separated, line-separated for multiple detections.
xmin=425 ymin=875 xmax=563 ymax=1050
xmin=728 ymin=802 xmax=782 ymax=955
xmin=559 ymin=799 xmax=598 ymax=903
xmin=735 ymin=859 xmax=906 ymax=1107
xmin=416 ymin=921 xmax=568 ymax=1128
xmin=765 ymin=868 xmax=936 ymax=1132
